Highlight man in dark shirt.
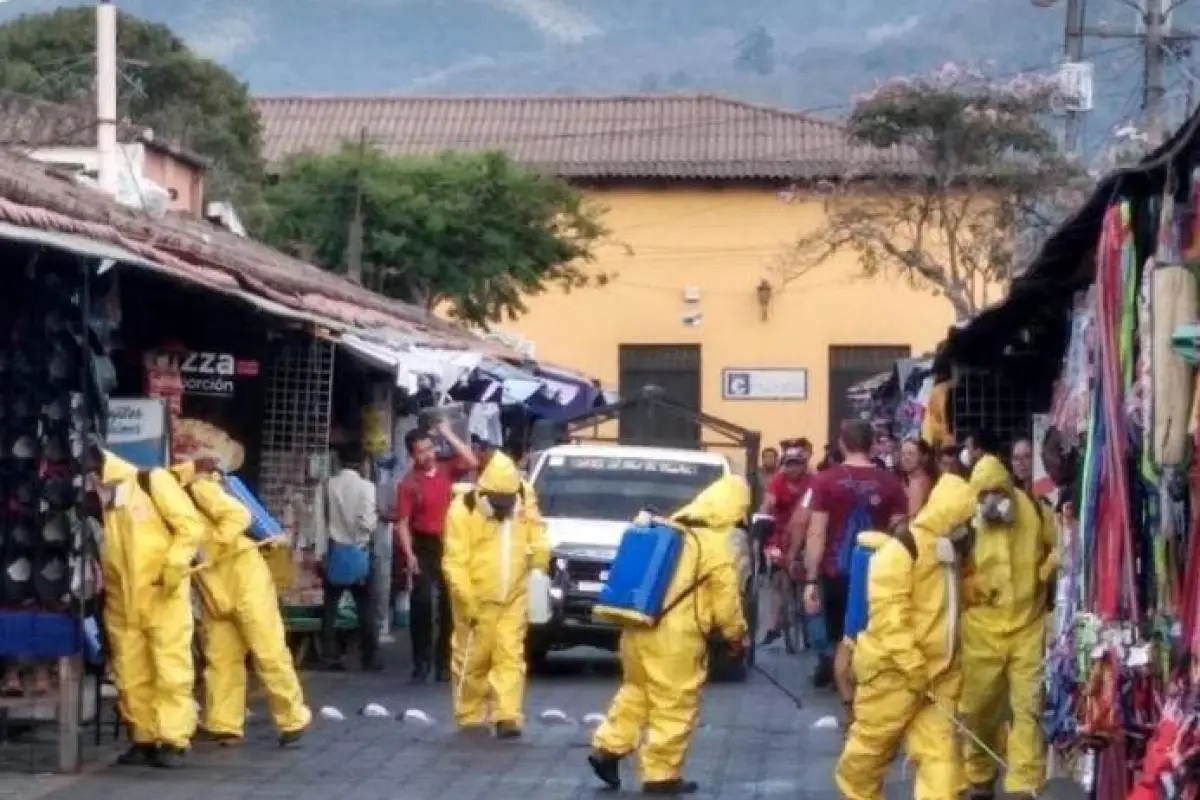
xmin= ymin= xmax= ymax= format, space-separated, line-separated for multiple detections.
xmin=798 ymin=420 xmax=907 ymax=688
xmin=395 ymin=422 xmax=476 ymax=683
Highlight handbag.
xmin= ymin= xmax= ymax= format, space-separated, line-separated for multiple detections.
xmin=322 ymin=478 xmax=371 ymax=586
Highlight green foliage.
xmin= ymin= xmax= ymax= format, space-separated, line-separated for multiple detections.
xmin=0 ymin=7 xmax=265 ymax=223
xmin=779 ymin=65 xmax=1081 ymax=320
xmin=260 ymin=146 xmax=609 ymax=327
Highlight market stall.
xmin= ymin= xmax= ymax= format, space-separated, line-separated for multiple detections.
xmin=934 ymin=112 xmax=1200 ymax=795
xmin=0 ymin=234 xmax=119 ymax=773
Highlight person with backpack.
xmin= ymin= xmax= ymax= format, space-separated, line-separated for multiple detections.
xmin=834 ymin=473 xmax=976 ymax=800
xmin=172 ymin=458 xmax=311 ymax=748
xmin=958 ymin=455 xmax=1058 ymax=800
xmin=442 ymin=451 xmax=549 ymax=739
xmin=588 ymin=475 xmax=750 ymax=795
xmin=86 ymin=445 xmax=209 ymax=769
xmin=797 ymin=420 xmax=907 ymax=688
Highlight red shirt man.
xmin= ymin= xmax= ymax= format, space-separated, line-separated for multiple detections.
xmin=762 ymin=448 xmax=812 ymax=560
xmin=394 ymin=421 xmax=477 ymax=681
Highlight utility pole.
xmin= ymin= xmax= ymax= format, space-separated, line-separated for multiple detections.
xmin=1144 ymin=0 xmax=1168 ymax=145
xmin=1043 ymin=0 xmax=1200 ymax=150
xmin=344 ymin=127 xmax=367 ymax=285
xmin=1062 ymin=0 xmax=1087 ymax=154
xmin=95 ymin=0 xmax=119 ymax=197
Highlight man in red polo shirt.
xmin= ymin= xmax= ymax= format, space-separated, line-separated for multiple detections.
xmin=396 ymin=421 xmax=477 ymax=683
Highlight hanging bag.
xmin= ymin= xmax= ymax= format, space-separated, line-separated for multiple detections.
xmin=322 ymin=478 xmax=371 ymax=587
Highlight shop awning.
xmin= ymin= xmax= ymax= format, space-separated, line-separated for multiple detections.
xmin=0 ymin=220 xmax=162 ymax=272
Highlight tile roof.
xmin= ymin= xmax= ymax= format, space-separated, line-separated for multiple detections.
xmin=0 ymin=145 xmax=509 ymax=355
xmin=253 ymin=94 xmax=921 ymax=181
xmin=0 ymin=93 xmax=208 ymax=168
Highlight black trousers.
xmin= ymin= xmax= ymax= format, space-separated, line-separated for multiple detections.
xmin=321 ymin=555 xmax=378 ymax=667
xmin=409 ymin=535 xmax=451 ymax=671
xmin=821 ymin=574 xmax=850 ymax=650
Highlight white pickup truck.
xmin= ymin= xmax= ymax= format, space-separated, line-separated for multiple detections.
xmin=526 ymin=443 xmax=757 ymax=680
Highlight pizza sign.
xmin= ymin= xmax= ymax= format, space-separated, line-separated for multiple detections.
xmin=148 ymin=347 xmax=259 ymax=398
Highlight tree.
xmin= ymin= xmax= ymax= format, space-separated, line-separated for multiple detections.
xmin=777 ymin=64 xmax=1080 ymax=319
xmin=0 ymin=8 xmax=266 ymax=224
xmin=260 ymin=145 xmax=610 ymax=327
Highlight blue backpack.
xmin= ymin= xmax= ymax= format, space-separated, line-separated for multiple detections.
xmin=835 ymin=472 xmax=876 ymax=576
xmin=843 ymin=530 xmax=918 ymax=642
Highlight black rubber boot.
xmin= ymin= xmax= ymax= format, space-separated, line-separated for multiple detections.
xmin=812 ymin=655 xmax=834 ymax=689
xmin=410 ymin=661 xmax=430 ymax=684
xmin=278 ymin=727 xmax=307 ymax=748
xmin=152 ymin=746 xmax=187 ymax=769
xmin=643 ymin=778 xmax=699 ymax=795
xmin=115 ymin=744 xmax=156 ymax=766
xmin=965 ymin=785 xmax=996 ymax=800
xmin=587 ymin=750 xmax=622 ymax=790
xmin=494 ymin=720 xmax=522 ymax=740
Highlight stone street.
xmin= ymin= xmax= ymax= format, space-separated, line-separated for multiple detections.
xmin=2 ymin=640 xmax=912 ymax=799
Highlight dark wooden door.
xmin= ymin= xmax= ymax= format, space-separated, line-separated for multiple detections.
xmin=618 ymin=344 xmax=702 ymax=448
xmin=828 ymin=345 xmax=911 ymax=443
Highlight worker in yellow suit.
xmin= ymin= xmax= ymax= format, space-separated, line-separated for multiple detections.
xmin=442 ymin=451 xmax=550 ymax=739
xmin=588 ymin=475 xmax=750 ymax=796
xmin=960 ymin=455 xmax=1057 ymax=800
xmin=835 ymin=474 xmax=976 ymax=800
xmin=171 ymin=460 xmax=311 ymax=748
xmin=90 ymin=447 xmax=208 ymax=769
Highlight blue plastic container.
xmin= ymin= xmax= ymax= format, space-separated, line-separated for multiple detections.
xmin=0 ymin=611 xmax=80 ymax=658
xmin=843 ymin=543 xmax=875 ymax=642
xmin=594 ymin=522 xmax=683 ymax=627
xmin=222 ymin=474 xmax=283 ymax=541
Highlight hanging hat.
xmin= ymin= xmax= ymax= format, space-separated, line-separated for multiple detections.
xmin=42 ymin=472 xmax=83 ymax=509
xmin=3 ymin=516 xmax=37 ymax=551
xmin=40 ymin=512 xmax=76 ymax=549
xmin=43 ymin=427 xmax=84 ymax=465
xmin=32 ymin=552 xmax=69 ymax=607
xmin=42 ymin=392 xmax=87 ymax=428
xmin=1 ymin=554 xmax=33 ymax=606
xmin=46 ymin=343 xmax=81 ymax=387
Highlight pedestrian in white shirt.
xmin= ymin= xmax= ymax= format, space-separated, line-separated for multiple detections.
xmin=315 ymin=442 xmax=382 ymax=671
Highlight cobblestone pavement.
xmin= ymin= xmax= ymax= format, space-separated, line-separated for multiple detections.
xmin=8 ymin=638 xmax=911 ymax=799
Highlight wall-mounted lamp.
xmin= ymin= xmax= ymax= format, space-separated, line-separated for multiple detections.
xmin=755 ymin=279 xmax=773 ymax=322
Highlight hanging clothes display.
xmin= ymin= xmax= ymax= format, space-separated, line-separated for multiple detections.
xmin=1038 ymin=183 xmax=1200 ymax=800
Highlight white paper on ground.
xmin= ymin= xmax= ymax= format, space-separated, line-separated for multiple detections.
xmin=582 ymin=713 xmax=606 ymax=727
xmin=319 ymin=706 xmax=346 ymax=721
xmin=360 ymin=703 xmax=391 ymax=718
xmin=538 ymin=708 xmax=573 ymax=725
xmin=401 ymin=708 xmax=434 ymax=724
xmin=812 ymin=716 xmax=839 ymax=729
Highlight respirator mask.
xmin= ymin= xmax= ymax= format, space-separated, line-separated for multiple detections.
xmin=976 ymin=492 xmax=1015 ymax=525
xmin=478 ymin=491 xmax=518 ymax=522
xmin=948 ymin=521 xmax=975 ymax=558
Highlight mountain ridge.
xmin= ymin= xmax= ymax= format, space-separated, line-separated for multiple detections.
xmin=0 ymin=1 xmax=1186 ymax=152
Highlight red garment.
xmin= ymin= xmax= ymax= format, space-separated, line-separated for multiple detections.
xmin=396 ymin=458 xmax=469 ymax=538
xmin=806 ymin=463 xmax=906 ymax=577
xmin=766 ymin=471 xmax=811 ymax=550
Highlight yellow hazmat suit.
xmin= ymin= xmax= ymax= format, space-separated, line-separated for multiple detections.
xmin=443 ymin=453 xmax=550 ymax=731
xmin=100 ymin=452 xmax=208 ymax=754
xmin=171 ymin=463 xmax=311 ymax=742
xmin=960 ymin=455 xmax=1057 ymax=796
xmin=835 ymin=474 xmax=975 ymax=800
xmin=592 ymin=476 xmax=750 ymax=789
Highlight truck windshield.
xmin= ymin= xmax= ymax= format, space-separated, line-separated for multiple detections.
xmin=533 ymin=455 xmax=725 ymax=521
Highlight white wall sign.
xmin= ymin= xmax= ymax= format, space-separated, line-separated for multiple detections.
xmin=722 ymin=368 xmax=808 ymax=401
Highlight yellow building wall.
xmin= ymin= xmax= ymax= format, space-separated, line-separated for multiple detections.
xmin=507 ymin=185 xmax=957 ymax=452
